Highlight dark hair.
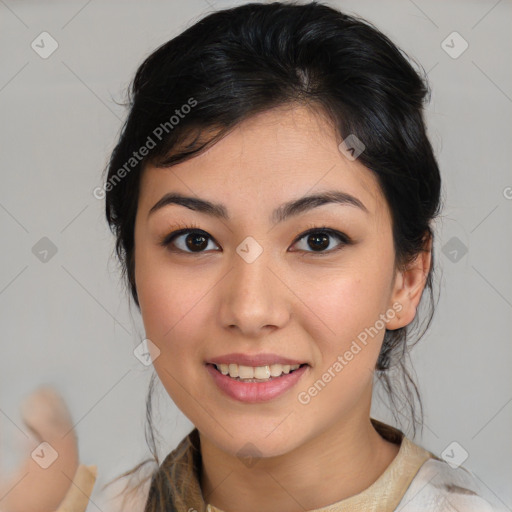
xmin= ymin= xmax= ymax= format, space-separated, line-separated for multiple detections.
xmin=101 ymin=1 xmax=442 ymax=508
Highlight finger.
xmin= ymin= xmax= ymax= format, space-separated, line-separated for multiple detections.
xmin=55 ymin=464 xmax=97 ymax=512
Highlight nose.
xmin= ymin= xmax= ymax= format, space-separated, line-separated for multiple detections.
xmin=218 ymin=247 xmax=291 ymax=337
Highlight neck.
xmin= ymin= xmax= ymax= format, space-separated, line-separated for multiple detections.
xmin=199 ymin=411 xmax=400 ymax=512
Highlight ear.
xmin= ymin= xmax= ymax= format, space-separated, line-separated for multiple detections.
xmin=386 ymin=234 xmax=432 ymax=330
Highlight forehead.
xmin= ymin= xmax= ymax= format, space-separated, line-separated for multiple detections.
xmin=139 ymin=105 xmax=388 ymax=223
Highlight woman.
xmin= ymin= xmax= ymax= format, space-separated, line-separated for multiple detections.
xmin=100 ymin=2 xmax=504 ymax=511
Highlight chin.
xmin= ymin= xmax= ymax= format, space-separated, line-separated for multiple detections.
xmin=201 ymin=418 xmax=308 ymax=460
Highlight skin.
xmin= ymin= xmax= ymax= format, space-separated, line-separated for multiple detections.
xmin=0 ymin=387 xmax=91 ymax=512
xmin=134 ymin=104 xmax=431 ymax=512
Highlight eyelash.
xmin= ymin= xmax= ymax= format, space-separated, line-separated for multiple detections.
xmin=158 ymin=222 xmax=352 ymax=256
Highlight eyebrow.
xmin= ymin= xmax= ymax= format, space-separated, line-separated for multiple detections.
xmin=148 ymin=190 xmax=369 ymax=224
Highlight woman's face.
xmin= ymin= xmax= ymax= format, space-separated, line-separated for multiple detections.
xmin=134 ymin=105 xmax=407 ymax=457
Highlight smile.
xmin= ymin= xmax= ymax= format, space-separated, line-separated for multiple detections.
xmin=206 ymin=363 xmax=309 ymax=403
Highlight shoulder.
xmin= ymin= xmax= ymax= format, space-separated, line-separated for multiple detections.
xmin=396 ymin=457 xmax=508 ymax=511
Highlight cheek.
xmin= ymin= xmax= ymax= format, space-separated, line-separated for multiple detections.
xmin=134 ymin=253 xmax=216 ymax=408
xmin=135 ymin=259 xmax=210 ymax=418
xmin=297 ymin=267 xmax=392 ymax=406
xmin=293 ymin=276 xmax=387 ymax=422
xmin=307 ymin=266 xmax=392 ymax=347
xmin=137 ymin=270 xmax=209 ymax=354
xmin=135 ymin=239 xmax=204 ymax=339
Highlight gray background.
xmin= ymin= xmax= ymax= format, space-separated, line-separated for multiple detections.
xmin=1 ymin=0 xmax=511 ymax=510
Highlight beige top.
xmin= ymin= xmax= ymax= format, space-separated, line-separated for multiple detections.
xmin=140 ymin=417 xmax=506 ymax=511
xmin=206 ymin=419 xmax=433 ymax=512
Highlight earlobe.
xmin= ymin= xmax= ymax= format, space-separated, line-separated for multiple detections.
xmin=386 ymin=236 xmax=432 ymax=330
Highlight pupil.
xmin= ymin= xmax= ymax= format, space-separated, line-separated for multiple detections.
xmin=184 ymin=232 xmax=329 ymax=252
xmin=186 ymin=233 xmax=208 ymax=251
xmin=309 ymin=233 xmax=328 ymax=251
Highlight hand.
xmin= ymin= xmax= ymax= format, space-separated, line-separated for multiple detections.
xmin=0 ymin=386 xmax=96 ymax=512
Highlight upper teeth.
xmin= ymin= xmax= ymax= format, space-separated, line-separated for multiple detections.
xmin=215 ymin=363 xmax=301 ymax=379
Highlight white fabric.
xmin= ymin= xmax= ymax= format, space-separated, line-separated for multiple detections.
xmin=396 ymin=458 xmax=508 ymax=511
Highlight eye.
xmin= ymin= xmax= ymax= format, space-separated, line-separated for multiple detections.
xmin=158 ymin=223 xmax=220 ymax=254
xmin=158 ymin=223 xmax=352 ymax=255
xmin=290 ymin=225 xmax=351 ymax=255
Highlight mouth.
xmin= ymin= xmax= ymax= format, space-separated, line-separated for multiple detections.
xmin=207 ymin=362 xmax=309 ymax=382
xmin=205 ymin=362 xmax=310 ymax=403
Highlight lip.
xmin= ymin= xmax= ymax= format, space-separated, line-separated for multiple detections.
xmin=206 ymin=352 xmax=307 ymax=367
xmin=206 ymin=363 xmax=309 ymax=403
